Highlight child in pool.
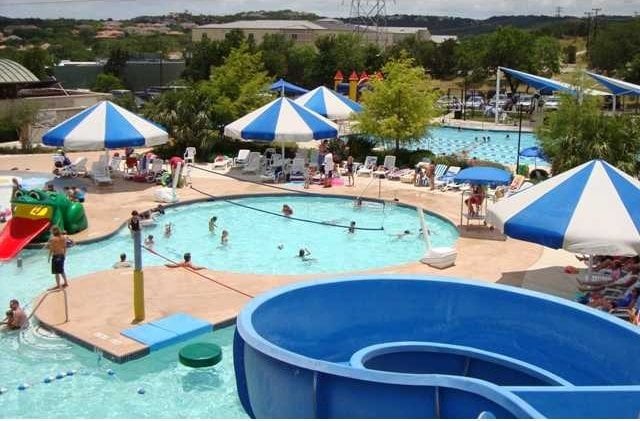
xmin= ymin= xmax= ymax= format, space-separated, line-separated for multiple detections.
xmin=209 ymin=216 xmax=218 ymax=233
xmin=164 ymin=223 xmax=173 ymax=237
xmin=144 ymin=235 xmax=155 ymax=249
xmin=221 ymin=230 xmax=229 ymax=245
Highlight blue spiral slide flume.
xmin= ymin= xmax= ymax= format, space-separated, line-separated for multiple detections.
xmin=234 ymin=276 xmax=640 ymax=418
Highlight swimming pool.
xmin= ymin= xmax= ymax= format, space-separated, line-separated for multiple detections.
xmin=0 ymin=194 xmax=457 ymax=417
xmin=421 ymin=127 xmax=548 ymax=167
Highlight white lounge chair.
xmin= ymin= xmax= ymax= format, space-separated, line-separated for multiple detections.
xmin=234 ymin=149 xmax=250 ymax=167
xmin=289 ymin=158 xmax=306 ymax=181
xmin=212 ymin=155 xmax=232 ymax=170
xmin=183 ymin=147 xmax=196 ymax=164
xmin=436 ymin=166 xmax=461 ymax=190
xmin=357 ymin=156 xmax=378 ymax=177
xmin=373 ymin=155 xmax=397 ymax=178
xmin=90 ymin=162 xmax=113 ymax=185
xmin=145 ymin=159 xmax=164 ymax=182
xmin=242 ymin=152 xmax=261 ymax=174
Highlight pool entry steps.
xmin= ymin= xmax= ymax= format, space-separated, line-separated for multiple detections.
xmin=234 ymin=275 xmax=640 ymax=419
xmin=122 ymin=313 xmax=212 ymax=351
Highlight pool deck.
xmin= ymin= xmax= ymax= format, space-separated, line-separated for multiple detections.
xmin=1 ymin=150 xmax=583 ymax=361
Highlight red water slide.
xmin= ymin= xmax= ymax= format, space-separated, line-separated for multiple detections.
xmin=0 ymin=217 xmax=51 ymax=261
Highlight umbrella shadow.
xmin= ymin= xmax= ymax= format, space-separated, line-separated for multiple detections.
xmin=457 ymin=225 xmax=507 ymax=242
xmin=496 ymin=266 xmax=577 ymax=300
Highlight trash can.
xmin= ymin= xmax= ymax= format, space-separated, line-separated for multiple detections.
xmin=454 ymin=110 xmax=462 ymax=119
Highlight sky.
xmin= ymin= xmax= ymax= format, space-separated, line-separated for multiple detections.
xmin=1 ymin=0 xmax=639 ymax=20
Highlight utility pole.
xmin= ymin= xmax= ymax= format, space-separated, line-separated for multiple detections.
xmin=592 ymin=8 xmax=602 ymax=39
xmin=584 ymin=11 xmax=593 ymax=61
xmin=555 ymin=6 xmax=563 ymax=18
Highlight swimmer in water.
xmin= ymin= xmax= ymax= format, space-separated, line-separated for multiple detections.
xmin=277 ymin=243 xmax=284 ymax=250
xmin=393 ymin=230 xmax=412 ymax=239
xmin=282 ymin=204 xmax=293 ymax=217
xmin=221 ymin=230 xmax=229 ymax=245
xmin=144 ymin=235 xmax=155 ymax=249
xmin=164 ymin=223 xmax=173 ymax=237
xmin=209 ymin=216 xmax=217 ymax=233
xmin=296 ymin=248 xmax=315 ymax=261
xmin=348 ymin=221 xmax=356 ymax=234
xmin=354 ymin=198 xmax=363 ymax=208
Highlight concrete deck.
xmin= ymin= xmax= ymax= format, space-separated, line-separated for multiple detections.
xmin=0 ymin=151 xmax=583 ymax=361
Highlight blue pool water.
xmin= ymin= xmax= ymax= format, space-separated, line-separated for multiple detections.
xmin=0 ymin=194 xmax=457 ymax=418
xmin=421 ymin=127 xmax=548 ymax=167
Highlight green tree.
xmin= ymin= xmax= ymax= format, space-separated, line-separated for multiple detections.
xmin=145 ymin=44 xmax=272 ymax=158
xmin=536 ymin=88 xmax=640 ymax=174
xmin=259 ymin=33 xmax=293 ymax=78
xmin=312 ymin=34 xmax=367 ymax=86
xmin=203 ymin=44 xmax=273 ymax=125
xmin=483 ymin=27 xmax=536 ymax=92
xmin=356 ymin=56 xmax=438 ymax=153
xmin=182 ymin=29 xmax=247 ymax=81
xmin=590 ymin=19 xmax=640 ymax=72
xmin=92 ymin=73 xmax=125 ymax=92
xmin=533 ymin=36 xmax=561 ymax=76
xmin=0 ymin=101 xmax=41 ymax=150
xmin=624 ymin=54 xmax=640 ymax=84
xmin=286 ymin=44 xmax=317 ymax=87
xmin=103 ymin=46 xmax=129 ymax=78
xmin=17 ymin=48 xmax=53 ymax=79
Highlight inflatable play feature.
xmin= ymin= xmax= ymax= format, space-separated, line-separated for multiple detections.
xmin=234 ymin=275 xmax=640 ymax=418
xmin=0 ymin=188 xmax=87 ymax=260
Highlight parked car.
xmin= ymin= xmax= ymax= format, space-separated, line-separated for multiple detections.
xmin=542 ymin=96 xmax=560 ymax=111
xmin=489 ymin=94 xmax=508 ymax=108
xmin=516 ymin=94 xmax=534 ymax=109
xmin=464 ymin=96 xmax=485 ymax=109
xmin=436 ymin=95 xmax=460 ymax=109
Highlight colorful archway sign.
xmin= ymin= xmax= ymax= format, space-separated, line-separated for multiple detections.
xmin=179 ymin=343 xmax=222 ymax=368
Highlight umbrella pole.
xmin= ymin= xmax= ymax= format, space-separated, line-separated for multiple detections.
xmin=588 ymin=254 xmax=593 ymax=283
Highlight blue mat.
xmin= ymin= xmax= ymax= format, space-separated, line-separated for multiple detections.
xmin=121 ymin=313 xmax=213 ymax=351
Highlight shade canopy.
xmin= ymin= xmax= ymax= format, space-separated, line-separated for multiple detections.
xmin=294 ymin=86 xmax=362 ymax=120
xmin=500 ymin=67 xmax=609 ymax=97
xmin=269 ymin=79 xmax=309 ymax=96
xmin=486 ymin=160 xmax=640 ymax=256
xmin=586 ymin=72 xmax=640 ymax=96
xmin=453 ymin=167 xmax=512 ymax=186
xmin=501 ymin=67 xmax=574 ymax=94
xmin=519 ymin=146 xmax=548 ymax=160
xmin=224 ymin=97 xmax=338 ymax=142
xmin=42 ymin=101 xmax=168 ymax=150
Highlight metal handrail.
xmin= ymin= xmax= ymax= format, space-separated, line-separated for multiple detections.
xmin=27 ymin=288 xmax=69 ymax=323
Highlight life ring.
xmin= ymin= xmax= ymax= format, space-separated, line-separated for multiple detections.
xmin=179 ymin=342 xmax=222 ymax=368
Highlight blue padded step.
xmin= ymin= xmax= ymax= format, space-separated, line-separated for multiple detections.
xmin=121 ymin=313 xmax=213 ymax=351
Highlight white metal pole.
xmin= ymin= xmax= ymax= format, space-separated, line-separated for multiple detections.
xmin=612 ymin=95 xmax=617 ymax=114
xmin=495 ymin=67 xmax=501 ymax=125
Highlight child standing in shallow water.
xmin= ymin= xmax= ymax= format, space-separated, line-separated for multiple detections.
xmin=221 ymin=230 xmax=229 ymax=245
xmin=209 ymin=216 xmax=217 ymax=233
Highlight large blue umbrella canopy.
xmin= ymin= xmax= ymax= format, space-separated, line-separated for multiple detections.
xmin=294 ymin=86 xmax=362 ymax=120
xmin=42 ymin=100 xmax=168 ymax=150
xmin=487 ymin=160 xmax=640 ymax=256
xmin=224 ymin=97 xmax=338 ymax=142
xmin=453 ymin=167 xmax=512 ymax=186
xmin=586 ymin=72 xmax=640 ymax=96
xmin=269 ymin=79 xmax=309 ymax=96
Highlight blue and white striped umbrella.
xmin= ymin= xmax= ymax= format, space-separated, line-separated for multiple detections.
xmin=294 ymin=86 xmax=362 ymax=120
xmin=42 ymin=101 xmax=168 ymax=150
xmin=224 ymin=97 xmax=338 ymax=142
xmin=487 ymin=160 xmax=640 ymax=256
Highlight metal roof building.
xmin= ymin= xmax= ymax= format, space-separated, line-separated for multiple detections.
xmin=0 ymin=59 xmax=39 ymax=84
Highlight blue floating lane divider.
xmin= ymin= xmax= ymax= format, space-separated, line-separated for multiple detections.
xmin=121 ymin=313 xmax=213 ymax=351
